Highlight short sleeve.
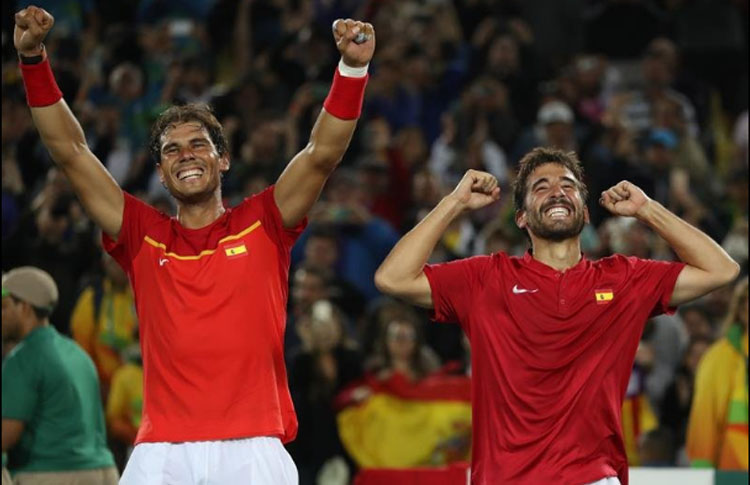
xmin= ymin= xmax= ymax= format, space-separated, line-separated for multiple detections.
xmin=1 ymin=353 xmax=38 ymax=421
xmin=251 ymin=185 xmax=308 ymax=251
xmin=423 ymin=255 xmax=493 ymax=325
xmin=102 ymin=192 xmax=167 ymax=273
xmin=627 ymin=256 xmax=686 ymax=317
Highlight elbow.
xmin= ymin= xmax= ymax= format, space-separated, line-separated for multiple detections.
xmin=722 ymin=259 xmax=741 ymax=286
xmin=374 ymin=267 xmax=396 ymax=296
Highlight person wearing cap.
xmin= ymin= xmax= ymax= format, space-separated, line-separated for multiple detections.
xmin=1 ymin=266 xmax=117 ymax=484
xmin=513 ymin=100 xmax=578 ymax=163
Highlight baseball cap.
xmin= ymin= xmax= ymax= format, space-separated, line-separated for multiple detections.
xmin=538 ymin=101 xmax=574 ymax=125
xmin=2 ymin=267 xmax=58 ymax=312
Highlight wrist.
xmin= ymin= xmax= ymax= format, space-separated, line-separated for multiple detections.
xmin=19 ymin=44 xmax=45 ymax=60
xmin=441 ymin=194 xmax=468 ymax=216
xmin=338 ymin=58 xmax=369 ymax=77
xmin=323 ymin=64 xmax=369 ymax=120
xmin=635 ymin=199 xmax=660 ymax=223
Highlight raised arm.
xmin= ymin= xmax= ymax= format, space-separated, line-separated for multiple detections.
xmin=15 ymin=7 xmax=124 ymax=239
xmin=600 ymin=181 xmax=740 ymax=306
xmin=374 ymin=170 xmax=500 ymax=308
xmin=273 ymin=19 xmax=374 ymax=228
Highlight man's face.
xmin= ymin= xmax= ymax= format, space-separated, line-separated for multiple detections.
xmin=516 ymin=163 xmax=588 ymax=242
xmin=1 ymin=296 xmax=23 ymax=340
xmin=157 ymin=122 xmax=228 ymax=204
xmin=304 ymin=236 xmax=338 ymax=271
xmin=291 ymin=269 xmax=327 ymax=312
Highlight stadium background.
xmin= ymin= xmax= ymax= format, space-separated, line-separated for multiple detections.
xmin=1 ymin=0 xmax=748 ymax=484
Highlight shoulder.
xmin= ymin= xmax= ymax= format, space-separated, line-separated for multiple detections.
xmin=233 ymin=186 xmax=275 ymax=215
xmin=123 ymin=192 xmax=170 ymax=220
xmin=1 ymin=339 xmax=41 ymax=380
xmin=703 ymin=338 xmax=738 ymax=363
xmin=592 ymin=253 xmax=632 ymax=269
xmin=696 ymin=339 xmax=740 ymax=377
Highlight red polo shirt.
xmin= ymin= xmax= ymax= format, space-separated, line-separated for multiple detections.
xmin=424 ymin=251 xmax=685 ymax=485
xmin=103 ymin=186 xmax=305 ymax=444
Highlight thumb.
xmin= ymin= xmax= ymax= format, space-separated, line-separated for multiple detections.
xmin=15 ymin=10 xmax=30 ymax=29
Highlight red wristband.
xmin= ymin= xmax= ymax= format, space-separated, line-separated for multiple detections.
xmin=323 ymin=68 xmax=368 ymax=120
xmin=19 ymin=57 xmax=63 ymax=107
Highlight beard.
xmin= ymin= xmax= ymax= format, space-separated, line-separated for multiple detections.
xmin=167 ymin=174 xmax=221 ymax=205
xmin=525 ymin=200 xmax=586 ymax=242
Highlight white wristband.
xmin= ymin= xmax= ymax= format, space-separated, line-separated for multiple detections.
xmin=338 ymin=58 xmax=368 ymax=78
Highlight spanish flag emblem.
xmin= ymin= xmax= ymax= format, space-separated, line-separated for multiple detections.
xmin=224 ymin=243 xmax=248 ymax=258
xmin=595 ymin=289 xmax=614 ymax=304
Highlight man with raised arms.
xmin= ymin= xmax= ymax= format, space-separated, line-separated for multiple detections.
xmin=13 ymin=5 xmax=375 ymax=484
xmin=375 ymin=147 xmax=739 ymax=484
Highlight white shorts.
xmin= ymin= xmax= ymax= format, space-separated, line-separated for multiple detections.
xmin=587 ymin=477 xmax=621 ymax=485
xmin=119 ymin=436 xmax=298 ymax=485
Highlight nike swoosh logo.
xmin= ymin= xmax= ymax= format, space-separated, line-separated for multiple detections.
xmin=512 ymin=285 xmax=538 ymax=294
xmin=159 ymin=258 xmax=169 ymax=266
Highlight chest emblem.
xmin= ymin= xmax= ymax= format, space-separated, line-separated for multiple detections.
xmin=224 ymin=243 xmax=248 ymax=258
xmin=512 ymin=284 xmax=539 ymax=294
xmin=595 ymin=289 xmax=614 ymax=304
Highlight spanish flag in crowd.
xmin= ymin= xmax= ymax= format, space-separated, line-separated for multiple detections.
xmin=336 ymin=371 xmax=472 ymax=468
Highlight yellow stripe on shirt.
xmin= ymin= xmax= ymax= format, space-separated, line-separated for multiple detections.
xmin=143 ymin=221 xmax=261 ymax=260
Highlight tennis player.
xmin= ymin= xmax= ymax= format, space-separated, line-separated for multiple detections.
xmin=14 ymin=5 xmax=374 ymax=484
xmin=375 ymin=147 xmax=739 ymax=484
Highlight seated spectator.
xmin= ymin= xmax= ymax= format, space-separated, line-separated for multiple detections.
xmin=1 ymin=267 xmax=118 ymax=483
xmin=687 ymin=276 xmax=748 ymax=470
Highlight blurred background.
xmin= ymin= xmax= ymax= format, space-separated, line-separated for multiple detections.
xmin=1 ymin=0 xmax=748 ymax=484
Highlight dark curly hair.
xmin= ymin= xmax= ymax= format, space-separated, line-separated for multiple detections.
xmin=512 ymin=147 xmax=588 ymax=213
xmin=148 ymin=104 xmax=229 ymax=164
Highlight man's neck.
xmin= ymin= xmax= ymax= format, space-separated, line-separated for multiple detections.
xmin=176 ymin=195 xmax=226 ymax=229
xmin=530 ymin=238 xmax=583 ymax=272
xmin=19 ymin=320 xmax=48 ymax=341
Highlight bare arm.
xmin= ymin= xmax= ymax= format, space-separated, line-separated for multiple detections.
xmin=15 ymin=7 xmax=124 ymax=239
xmin=273 ymin=19 xmax=374 ymax=228
xmin=375 ymin=170 xmax=500 ymax=308
xmin=600 ymin=181 xmax=739 ymax=306
xmin=1 ymin=419 xmax=24 ymax=452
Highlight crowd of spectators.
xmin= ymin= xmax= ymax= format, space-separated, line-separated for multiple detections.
xmin=2 ymin=0 xmax=748 ymax=483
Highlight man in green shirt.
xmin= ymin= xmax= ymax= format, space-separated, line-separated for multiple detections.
xmin=2 ymin=267 xmax=118 ymax=484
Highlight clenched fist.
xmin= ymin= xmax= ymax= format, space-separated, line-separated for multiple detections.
xmin=332 ymin=19 xmax=375 ymax=68
xmin=449 ymin=170 xmax=501 ymax=212
xmin=14 ymin=6 xmax=53 ymax=57
xmin=599 ymin=180 xmax=651 ymax=218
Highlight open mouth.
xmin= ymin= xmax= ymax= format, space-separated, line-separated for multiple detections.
xmin=544 ymin=205 xmax=572 ymax=219
xmin=176 ymin=167 xmax=205 ymax=182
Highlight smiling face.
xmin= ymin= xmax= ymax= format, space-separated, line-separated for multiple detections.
xmin=157 ymin=122 xmax=229 ymax=204
xmin=516 ymin=163 xmax=589 ymax=242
